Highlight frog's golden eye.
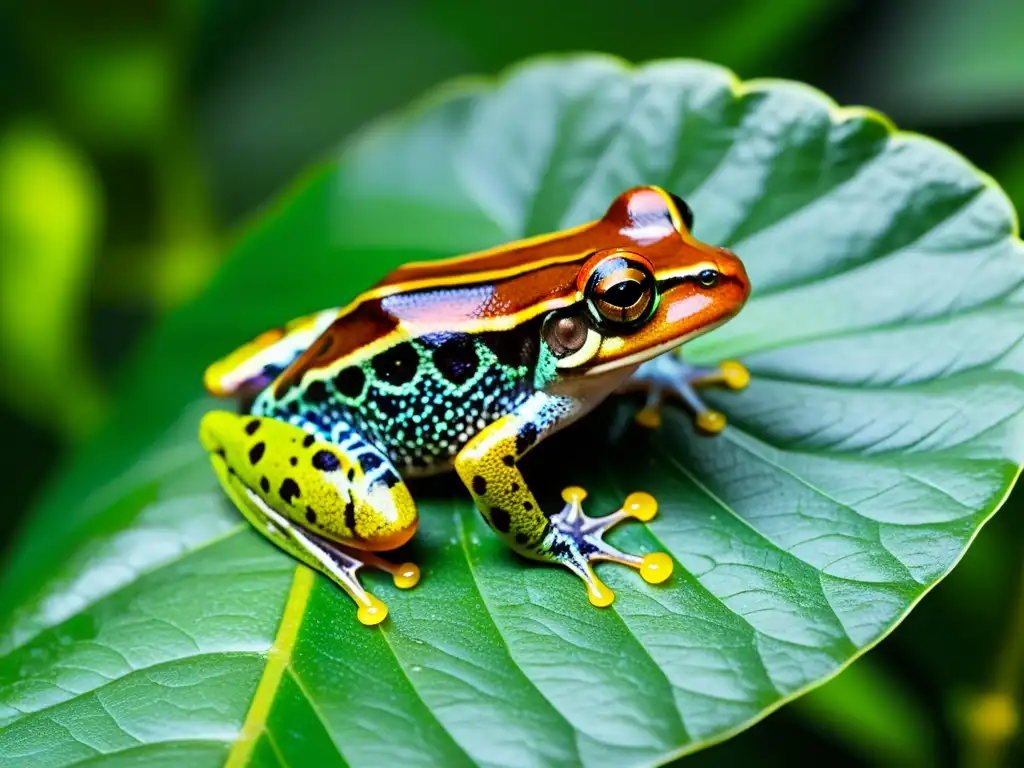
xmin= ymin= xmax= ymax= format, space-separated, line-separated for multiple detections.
xmin=586 ymin=257 xmax=657 ymax=326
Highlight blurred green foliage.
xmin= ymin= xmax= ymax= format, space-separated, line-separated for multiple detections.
xmin=1 ymin=1 xmax=1022 ymax=766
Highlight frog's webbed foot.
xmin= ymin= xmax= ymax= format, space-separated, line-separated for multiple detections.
xmin=243 ymin=486 xmax=420 ymax=626
xmin=618 ymin=352 xmax=749 ymax=434
xmin=539 ymin=487 xmax=673 ymax=607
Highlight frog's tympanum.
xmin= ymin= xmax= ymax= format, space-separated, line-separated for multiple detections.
xmin=200 ymin=187 xmax=751 ymax=624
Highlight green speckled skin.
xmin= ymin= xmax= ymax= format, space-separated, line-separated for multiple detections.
xmin=252 ymin=322 xmax=547 ymax=479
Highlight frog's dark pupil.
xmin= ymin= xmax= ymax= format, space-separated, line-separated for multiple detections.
xmin=669 ymin=192 xmax=695 ymax=230
xmin=603 ymin=280 xmax=643 ymax=307
xmin=698 ymin=269 xmax=719 ymax=287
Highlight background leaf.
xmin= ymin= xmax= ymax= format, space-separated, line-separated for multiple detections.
xmin=849 ymin=0 xmax=1024 ymax=125
xmin=1 ymin=55 xmax=1022 ymax=767
xmin=0 ymin=122 xmax=105 ymax=439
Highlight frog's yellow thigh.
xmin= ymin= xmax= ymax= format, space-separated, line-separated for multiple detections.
xmin=454 ymin=392 xmax=673 ymax=609
xmin=200 ymin=410 xmax=420 ymax=625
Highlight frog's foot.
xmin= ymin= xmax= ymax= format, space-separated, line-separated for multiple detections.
xmin=619 ymin=353 xmax=749 ymax=434
xmin=246 ymin=489 xmax=419 ymax=626
xmin=539 ymin=486 xmax=673 ymax=608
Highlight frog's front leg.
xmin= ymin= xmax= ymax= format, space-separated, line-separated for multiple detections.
xmin=617 ymin=349 xmax=749 ymax=434
xmin=199 ymin=411 xmax=420 ymax=625
xmin=455 ymin=392 xmax=673 ymax=607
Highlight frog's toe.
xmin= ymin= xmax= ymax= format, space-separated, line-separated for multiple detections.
xmin=539 ymin=486 xmax=674 ymax=608
xmin=357 ymin=549 xmax=421 ymax=590
xmin=242 ymin=494 xmax=394 ymax=626
xmin=718 ymin=360 xmax=750 ymax=391
xmin=306 ymin=539 xmax=394 ymax=626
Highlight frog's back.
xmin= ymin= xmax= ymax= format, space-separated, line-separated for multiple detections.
xmin=257 ymin=219 xmax=608 ymax=420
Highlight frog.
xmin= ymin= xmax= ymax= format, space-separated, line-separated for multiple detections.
xmin=199 ymin=186 xmax=751 ymax=625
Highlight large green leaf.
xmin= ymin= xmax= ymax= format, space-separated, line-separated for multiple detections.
xmin=2 ymin=55 xmax=1022 ymax=767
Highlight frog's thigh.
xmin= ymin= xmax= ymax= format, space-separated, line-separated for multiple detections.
xmin=454 ymin=392 xmax=673 ymax=608
xmin=204 ymin=307 xmax=341 ymax=398
xmin=200 ymin=411 xmax=419 ymax=624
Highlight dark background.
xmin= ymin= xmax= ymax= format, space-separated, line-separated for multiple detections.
xmin=2 ymin=1 xmax=1022 ymax=765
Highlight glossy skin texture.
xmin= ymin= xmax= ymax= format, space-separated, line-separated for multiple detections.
xmin=200 ymin=186 xmax=751 ymax=622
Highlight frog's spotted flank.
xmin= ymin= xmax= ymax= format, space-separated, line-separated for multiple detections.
xmin=312 ymin=450 xmax=339 ymax=472
xmin=489 ymin=507 xmax=510 ymax=533
xmin=249 ymin=442 xmax=265 ymax=464
xmin=334 ymin=367 xmax=365 ymax=398
xmin=372 ymin=342 xmax=419 ymax=386
xmin=304 ymin=380 xmax=329 ymax=403
xmin=201 ymin=185 xmax=750 ymax=622
xmin=343 ymin=498 xmax=356 ymax=532
xmin=279 ymin=478 xmax=300 ymax=504
xmin=432 ymin=334 xmax=479 ymax=385
xmin=515 ymin=423 xmax=538 ymax=454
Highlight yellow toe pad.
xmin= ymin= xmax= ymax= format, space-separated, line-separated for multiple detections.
xmin=696 ymin=410 xmax=727 ymax=434
xmin=720 ymin=361 xmax=750 ymax=390
xmin=357 ymin=594 xmax=389 ymax=626
xmin=393 ymin=563 xmax=420 ymax=590
xmin=640 ymin=553 xmax=674 ymax=584
xmin=624 ymin=492 xmax=658 ymax=522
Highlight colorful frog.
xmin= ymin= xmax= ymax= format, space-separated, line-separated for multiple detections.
xmin=199 ymin=187 xmax=751 ymax=624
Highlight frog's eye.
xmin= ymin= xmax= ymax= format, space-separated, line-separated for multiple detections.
xmin=668 ymin=192 xmax=695 ymax=231
xmin=586 ymin=256 xmax=657 ymax=326
xmin=697 ymin=268 xmax=719 ymax=288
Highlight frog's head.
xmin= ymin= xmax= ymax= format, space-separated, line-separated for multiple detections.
xmin=542 ymin=186 xmax=750 ymax=378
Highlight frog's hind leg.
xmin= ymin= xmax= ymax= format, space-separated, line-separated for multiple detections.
xmin=200 ymin=411 xmax=420 ymax=625
xmin=617 ymin=350 xmax=749 ymax=434
xmin=237 ymin=483 xmax=393 ymax=625
xmin=204 ymin=307 xmax=341 ymax=399
xmin=455 ymin=392 xmax=674 ymax=608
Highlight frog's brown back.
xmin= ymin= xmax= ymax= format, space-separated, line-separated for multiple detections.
xmin=272 ymin=186 xmax=692 ymax=396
